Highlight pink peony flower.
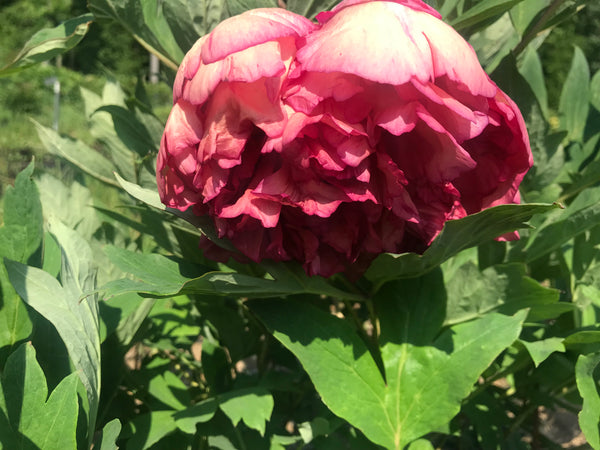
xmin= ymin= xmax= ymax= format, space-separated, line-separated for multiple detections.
xmin=157 ymin=0 xmax=533 ymax=277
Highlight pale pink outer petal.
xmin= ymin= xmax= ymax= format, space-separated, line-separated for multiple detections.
xmin=297 ymin=1 xmax=495 ymax=96
xmin=173 ymin=37 xmax=205 ymax=103
xmin=202 ymin=8 xmax=318 ymax=64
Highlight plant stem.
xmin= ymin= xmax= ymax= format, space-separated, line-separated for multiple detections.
xmin=234 ymin=425 xmax=248 ymax=450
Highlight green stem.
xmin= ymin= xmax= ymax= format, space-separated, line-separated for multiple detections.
xmin=234 ymin=425 xmax=248 ymax=450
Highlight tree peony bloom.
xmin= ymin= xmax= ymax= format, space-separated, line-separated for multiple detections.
xmin=157 ymin=0 xmax=533 ymax=277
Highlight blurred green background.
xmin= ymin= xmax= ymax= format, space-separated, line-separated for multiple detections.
xmin=0 ymin=0 xmax=172 ymax=194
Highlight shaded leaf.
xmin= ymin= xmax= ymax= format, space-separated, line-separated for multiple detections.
xmin=366 ymin=203 xmax=557 ymax=286
xmin=127 ymin=410 xmax=177 ymax=449
xmin=526 ymin=187 xmax=600 ymax=262
xmin=174 ymin=398 xmax=218 ymax=434
xmin=162 ymin=0 xmax=223 ymax=51
xmin=88 ymin=0 xmax=182 ymax=69
xmin=94 ymin=105 xmax=158 ymax=157
xmin=148 ymin=371 xmax=190 ymax=410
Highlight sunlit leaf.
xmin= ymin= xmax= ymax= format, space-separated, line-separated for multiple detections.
xmin=559 ymin=46 xmax=590 ymax=143
xmin=0 ymin=15 xmax=93 ymax=76
xmin=250 ymin=283 xmax=525 ymax=449
xmin=575 ymin=352 xmax=600 ymax=449
xmin=0 ymin=343 xmax=79 ymax=450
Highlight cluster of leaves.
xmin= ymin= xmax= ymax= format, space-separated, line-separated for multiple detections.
xmin=1 ymin=0 xmax=600 ymax=449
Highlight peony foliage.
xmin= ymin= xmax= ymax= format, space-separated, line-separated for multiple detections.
xmin=1 ymin=0 xmax=600 ymax=449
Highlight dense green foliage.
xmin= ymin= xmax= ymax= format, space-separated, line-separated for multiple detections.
xmin=1 ymin=1 xmax=600 ymax=449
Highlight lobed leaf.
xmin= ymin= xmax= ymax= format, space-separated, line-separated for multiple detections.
xmin=250 ymin=291 xmax=525 ymax=449
xmin=218 ymin=387 xmax=274 ymax=436
xmin=5 ymin=220 xmax=102 ymax=447
xmin=0 ymin=343 xmax=79 ymax=450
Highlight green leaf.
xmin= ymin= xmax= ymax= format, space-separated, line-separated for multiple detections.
xmin=591 ymin=70 xmax=600 ymax=113
xmin=88 ymin=0 xmax=182 ymax=69
xmin=298 ymin=417 xmax=330 ymax=444
xmin=519 ymin=338 xmax=565 ymax=367
xmin=94 ymin=105 xmax=158 ymax=157
xmin=249 ymin=300 xmax=390 ymax=446
xmin=114 ymin=173 xmax=236 ymax=252
xmin=365 ymin=203 xmax=557 ymax=286
xmin=450 ymin=0 xmax=525 ymax=33
xmin=127 ymin=410 xmax=177 ymax=449
xmin=5 ymin=220 xmax=101 ymax=448
xmin=559 ymin=134 xmax=600 ymax=202
xmin=444 ymin=262 xmax=565 ymax=326
xmin=3 ymin=161 xmax=43 ymax=262
xmin=224 ymin=0 xmax=279 ymax=16
xmin=250 ymin=294 xmax=525 ymax=449
xmin=93 ymin=418 xmax=122 ymax=450
xmin=407 ymin=439 xmax=435 ymax=450
xmin=510 ymin=0 xmax=549 ymax=36
xmin=218 ymin=388 xmax=274 ymax=436
xmin=32 ymin=120 xmax=119 ymax=187
xmin=525 ymin=187 xmax=600 ymax=262
xmin=469 ymin=13 xmax=519 ymax=73
xmin=575 ymin=352 xmax=600 ymax=449
xmin=559 ymin=46 xmax=590 ymax=143
xmin=162 ymin=0 xmax=223 ymax=51
xmin=174 ymin=398 xmax=218 ymax=434
xmin=148 ymin=371 xmax=190 ymax=410
xmin=0 ymin=14 xmax=93 ymax=76
xmin=100 ymin=245 xmax=363 ymax=301
xmin=0 ymin=343 xmax=79 ymax=450
xmin=286 ymin=0 xmax=339 ymax=19
xmin=115 ymin=296 xmax=156 ymax=347
xmin=0 ymin=227 xmax=33 ymax=361
xmin=518 ymin=46 xmax=549 ymax=118
xmin=114 ymin=172 xmax=164 ymax=209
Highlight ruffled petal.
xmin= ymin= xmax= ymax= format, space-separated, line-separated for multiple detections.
xmin=202 ymin=8 xmax=318 ymax=64
xmin=298 ymin=1 xmax=495 ymax=97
